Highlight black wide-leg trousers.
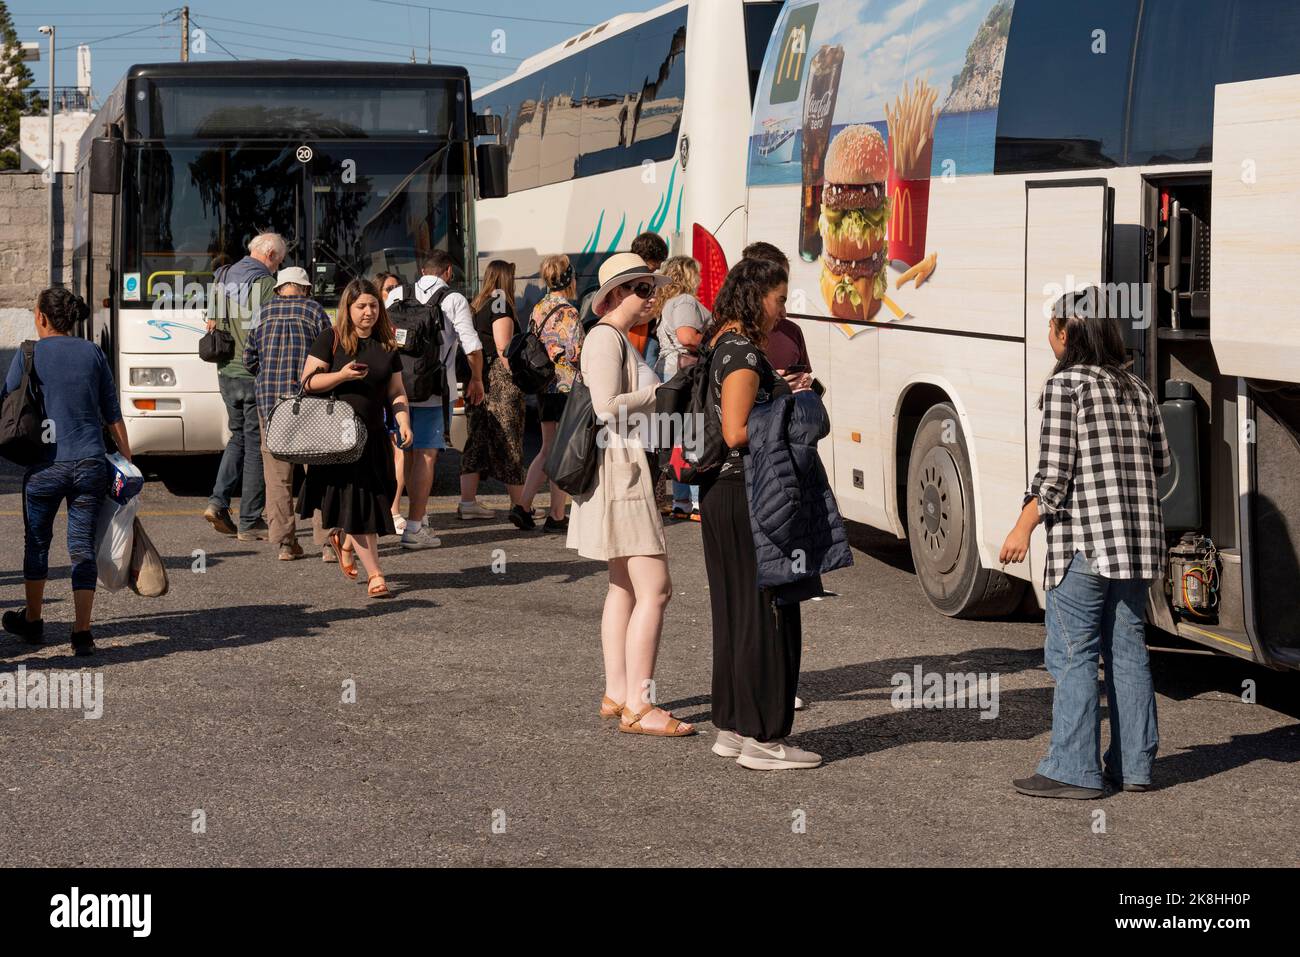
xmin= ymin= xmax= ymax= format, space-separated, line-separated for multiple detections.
xmin=700 ymin=473 xmax=802 ymax=742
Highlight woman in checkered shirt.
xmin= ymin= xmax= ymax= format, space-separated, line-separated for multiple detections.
xmin=1001 ymin=288 xmax=1170 ymax=801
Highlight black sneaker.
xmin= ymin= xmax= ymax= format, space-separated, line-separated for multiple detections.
xmin=1012 ymin=773 xmax=1103 ymax=800
xmin=508 ymin=505 xmax=537 ymax=530
xmin=543 ymin=515 xmax=568 ymax=532
xmin=2 ymin=609 xmax=44 ymax=645
xmin=70 ymin=630 xmax=96 ymax=657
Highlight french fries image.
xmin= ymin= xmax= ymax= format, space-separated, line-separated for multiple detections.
xmin=895 ymin=251 xmax=937 ymax=289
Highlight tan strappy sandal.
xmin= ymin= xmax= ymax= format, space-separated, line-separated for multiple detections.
xmin=618 ymin=704 xmax=696 ymax=737
xmin=367 ymin=574 xmax=390 ymax=598
xmin=329 ymin=530 xmax=358 ymax=581
xmin=600 ymin=695 xmax=625 ymax=720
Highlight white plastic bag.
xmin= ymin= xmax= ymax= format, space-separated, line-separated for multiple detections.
xmin=94 ymin=494 xmax=140 ymax=592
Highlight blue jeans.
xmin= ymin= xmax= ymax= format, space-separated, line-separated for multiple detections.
xmin=1038 ymin=551 xmax=1159 ymax=789
xmin=23 ymin=457 xmax=109 ymax=591
xmin=210 ymin=375 xmax=265 ymax=530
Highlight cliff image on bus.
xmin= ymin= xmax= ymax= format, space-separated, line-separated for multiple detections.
xmin=73 ymin=61 xmax=507 ymax=457
xmin=745 ymin=0 xmax=1300 ymax=670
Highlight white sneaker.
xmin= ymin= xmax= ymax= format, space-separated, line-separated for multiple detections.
xmin=736 ymin=737 xmax=822 ymax=771
xmin=391 ymin=514 xmax=407 ymax=535
xmin=794 ymin=695 xmax=805 ymax=711
xmin=711 ymin=730 xmax=744 ymax=758
xmin=400 ymin=526 xmax=441 ymax=549
xmin=458 ymin=501 xmax=496 ymax=520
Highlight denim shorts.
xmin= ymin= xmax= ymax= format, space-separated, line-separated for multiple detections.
xmin=409 ymin=406 xmax=446 ymax=450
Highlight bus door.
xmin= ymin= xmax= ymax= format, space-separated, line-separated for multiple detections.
xmin=1022 ymin=180 xmax=1112 ymax=590
xmin=1211 ymin=74 xmax=1300 ymax=667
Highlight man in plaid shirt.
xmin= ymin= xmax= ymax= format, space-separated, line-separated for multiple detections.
xmin=1001 ymin=288 xmax=1171 ymax=800
xmin=243 ymin=268 xmax=331 ymax=561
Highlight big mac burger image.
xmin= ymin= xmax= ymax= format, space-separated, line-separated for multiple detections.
xmin=819 ymin=124 xmax=890 ymax=320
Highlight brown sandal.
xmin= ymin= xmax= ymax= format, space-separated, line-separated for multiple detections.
xmin=618 ymin=704 xmax=696 ymax=737
xmin=367 ymin=574 xmax=390 ymax=598
xmin=600 ymin=695 xmax=624 ymax=719
xmin=329 ymin=531 xmax=358 ymax=581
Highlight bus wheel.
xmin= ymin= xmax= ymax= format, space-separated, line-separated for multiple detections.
xmin=905 ymin=403 xmax=1024 ymax=619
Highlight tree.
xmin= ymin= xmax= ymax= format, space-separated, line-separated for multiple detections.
xmin=0 ymin=1 xmax=41 ymax=171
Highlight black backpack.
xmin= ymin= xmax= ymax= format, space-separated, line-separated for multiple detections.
xmin=0 ymin=341 xmax=49 ymax=466
xmin=654 ymin=345 xmax=726 ymax=485
xmin=505 ymin=302 xmax=566 ymax=395
xmin=388 ymin=283 xmax=451 ymax=404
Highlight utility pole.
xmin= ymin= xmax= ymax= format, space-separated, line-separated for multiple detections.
xmin=427 ymin=10 xmax=431 ymax=64
xmin=181 ymin=6 xmax=190 ymax=62
xmin=38 ymin=25 xmax=55 ymax=286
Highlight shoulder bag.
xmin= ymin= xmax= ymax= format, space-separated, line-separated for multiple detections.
xmin=263 ymin=330 xmax=369 ymax=465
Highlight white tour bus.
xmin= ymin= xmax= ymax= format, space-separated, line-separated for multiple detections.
xmin=745 ymin=0 xmax=1300 ymax=671
xmin=473 ymin=0 xmax=783 ymax=307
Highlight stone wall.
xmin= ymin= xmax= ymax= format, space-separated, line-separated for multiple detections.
xmin=0 ymin=172 xmax=76 ymax=372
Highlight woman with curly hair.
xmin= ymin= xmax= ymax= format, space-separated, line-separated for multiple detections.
xmin=699 ymin=258 xmax=821 ymax=771
xmin=297 ymin=278 xmax=412 ymax=598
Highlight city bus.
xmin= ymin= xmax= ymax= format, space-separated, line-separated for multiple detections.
xmin=72 ymin=61 xmax=506 ymax=455
xmin=472 ymin=0 xmax=783 ymax=307
xmin=744 ymin=0 xmax=1300 ymax=670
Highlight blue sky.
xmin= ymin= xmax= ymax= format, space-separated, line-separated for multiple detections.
xmin=9 ymin=0 xmax=659 ymax=103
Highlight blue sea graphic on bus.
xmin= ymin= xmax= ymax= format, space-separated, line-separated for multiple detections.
xmin=749 ymin=0 xmax=1013 ymax=187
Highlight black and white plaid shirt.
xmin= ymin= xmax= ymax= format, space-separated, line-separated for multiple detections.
xmin=1026 ymin=365 xmax=1171 ymax=589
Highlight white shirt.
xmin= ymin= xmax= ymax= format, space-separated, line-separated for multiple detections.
xmin=385 ymin=274 xmax=482 ymax=408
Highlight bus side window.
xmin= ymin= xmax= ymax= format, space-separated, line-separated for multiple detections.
xmin=1127 ymin=0 xmax=1300 ymax=166
xmin=994 ymin=0 xmax=1139 ymax=173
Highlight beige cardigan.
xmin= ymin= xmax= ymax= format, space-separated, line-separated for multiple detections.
xmin=566 ymin=324 xmax=666 ymax=560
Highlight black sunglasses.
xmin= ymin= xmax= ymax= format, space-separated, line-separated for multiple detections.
xmin=621 ymin=280 xmax=656 ymax=300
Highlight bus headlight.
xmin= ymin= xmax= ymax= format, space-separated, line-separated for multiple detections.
xmin=130 ymin=367 xmax=176 ymax=387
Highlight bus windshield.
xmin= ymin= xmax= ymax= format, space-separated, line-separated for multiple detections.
xmin=122 ymin=141 xmax=473 ymax=307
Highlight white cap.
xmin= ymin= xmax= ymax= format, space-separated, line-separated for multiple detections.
xmin=275 ymin=266 xmax=312 ymax=290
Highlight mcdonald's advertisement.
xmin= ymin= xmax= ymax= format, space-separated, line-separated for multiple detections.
xmin=747 ymin=0 xmax=1014 ymax=331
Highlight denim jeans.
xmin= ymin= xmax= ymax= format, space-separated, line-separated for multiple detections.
xmin=1038 ymin=551 xmax=1159 ymax=789
xmin=671 ymin=480 xmax=699 ymax=508
xmin=209 ymin=375 xmax=265 ymax=530
xmin=23 ymin=457 xmax=109 ymax=591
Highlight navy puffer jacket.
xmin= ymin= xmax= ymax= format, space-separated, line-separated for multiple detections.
xmin=744 ymin=389 xmax=853 ymax=591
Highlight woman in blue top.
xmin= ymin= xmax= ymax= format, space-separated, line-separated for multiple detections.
xmin=1 ymin=287 xmax=131 ymax=657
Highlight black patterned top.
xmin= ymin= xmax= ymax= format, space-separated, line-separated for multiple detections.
xmin=709 ymin=330 xmax=789 ymax=478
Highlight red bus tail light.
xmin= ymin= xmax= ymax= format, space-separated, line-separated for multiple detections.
xmin=692 ymin=223 xmax=728 ymax=310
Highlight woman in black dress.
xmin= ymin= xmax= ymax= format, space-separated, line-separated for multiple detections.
xmin=699 ymin=258 xmax=821 ymax=771
xmin=298 ymin=278 xmax=412 ymax=598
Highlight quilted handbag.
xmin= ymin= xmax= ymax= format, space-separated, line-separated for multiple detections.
xmin=265 ymin=386 xmax=368 ymax=466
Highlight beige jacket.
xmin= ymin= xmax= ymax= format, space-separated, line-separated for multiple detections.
xmin=566 ymin=324 xmax=666 ymax=561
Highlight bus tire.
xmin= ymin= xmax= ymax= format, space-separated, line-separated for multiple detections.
xmin=905 ymin=403 xmax=1025 ymax=619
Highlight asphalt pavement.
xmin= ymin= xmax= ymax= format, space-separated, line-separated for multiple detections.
xmin=0 ymin=451 xmax=1297 ymax=867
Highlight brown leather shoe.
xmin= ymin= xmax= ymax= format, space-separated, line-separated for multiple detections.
xmin=204 ymin=505 xmax=237 ymax=536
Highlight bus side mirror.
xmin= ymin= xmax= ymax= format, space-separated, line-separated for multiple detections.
xmin=477 ymin=144 xmax=508 ymax=200
xmin=474 ymin=114 xmax=502 ymax=138
xmin=89 ymin=138 xmax=122 ymax=195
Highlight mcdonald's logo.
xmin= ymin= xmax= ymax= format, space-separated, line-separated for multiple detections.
xmin=892 ymin=185 xmax=913 ymax=246
xmin=770 ymin=5 xmax=820 ymax=105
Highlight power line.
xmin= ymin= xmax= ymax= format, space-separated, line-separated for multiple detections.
xmin=188 ymin=18 xmax=241 ymax=60
xmin=368 ymin=0 xmax=595 ymax=28
xmin=189 ymin=10 xmax=524 ymax=63
xmin=183 ymin=20 xmax=513 ymax=68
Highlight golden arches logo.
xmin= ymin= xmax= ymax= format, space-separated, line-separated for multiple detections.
xmin=892 ymin=184 xmax=914 ymax=246
xmin=777 ymin=26 xmax=807 ymax=84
